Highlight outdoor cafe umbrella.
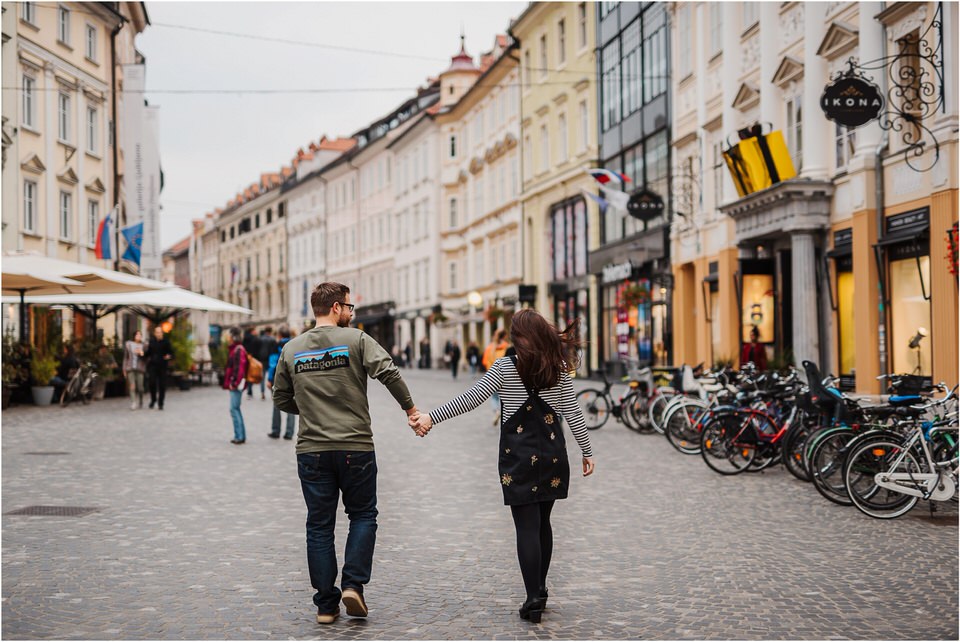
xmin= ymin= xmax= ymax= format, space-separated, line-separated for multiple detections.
xmin=1 ymin=252 xmax=169 ymax=343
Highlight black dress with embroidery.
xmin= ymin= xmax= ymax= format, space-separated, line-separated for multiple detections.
xmin=498 ymin=357 xmax=571 ymax=506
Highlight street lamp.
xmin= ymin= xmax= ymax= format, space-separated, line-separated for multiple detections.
xmin=467 ymin=290 xmax=483 ymax=308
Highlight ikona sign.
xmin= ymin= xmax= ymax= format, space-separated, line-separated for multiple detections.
xmin=820 ymin=76 xmax=884 ymax=128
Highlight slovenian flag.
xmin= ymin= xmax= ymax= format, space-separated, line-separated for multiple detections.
xmin=588 ymin=168 xmax=631 ymax=185
xmin=94 ymin=210 xmax=113 ymax=260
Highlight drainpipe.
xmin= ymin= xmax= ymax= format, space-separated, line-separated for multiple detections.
xmin=875 ymin=28 xmax=889 ymax=378
xmin=110 ymin=21 xmax=123 ymax=273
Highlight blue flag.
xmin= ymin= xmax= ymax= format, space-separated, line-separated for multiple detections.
xmin=121 ymin=222 xmax=144 ymax=266
xmin=582 ymin=189 xmax=609 ymax=215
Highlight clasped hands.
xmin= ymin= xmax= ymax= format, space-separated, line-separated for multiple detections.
xmin=405 ymin=407 xmax=432 ymax=437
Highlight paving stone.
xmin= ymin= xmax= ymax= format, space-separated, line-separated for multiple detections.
xmin=1 ymin=369 xmax=957 ymax=639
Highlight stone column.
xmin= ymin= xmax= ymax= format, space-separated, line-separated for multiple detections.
xmin=721 ymin=2 xmax=741 ymax=203
xmin=760 ymin=2 xmax=783 ymax=130
xmin=802 ymin=2 xmax=829 ymax=179
xmin=44 ymin=66 xmax=57 ymax=256
xmin=791 ymin=231 xmax=820 ymax=367
xmin=854 ymin=2 xmax=884 ymax=161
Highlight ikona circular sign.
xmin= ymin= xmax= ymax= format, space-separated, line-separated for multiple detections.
xmin=820 ymin=76 xmax=884 ymax=128
xmin=626 ymin=188 xmax=664 ymax=221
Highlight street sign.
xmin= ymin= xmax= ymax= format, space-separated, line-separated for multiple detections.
xmin=820 ymin=76 xmax=884 ymax=128
xmin=626 ymin=187 xmax=664 ymax=221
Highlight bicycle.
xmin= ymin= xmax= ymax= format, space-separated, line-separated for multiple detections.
xmin=575 ymin=369 xmax=644 ymax=431
xmin=60 ymin=361 xmax=99 ymax=407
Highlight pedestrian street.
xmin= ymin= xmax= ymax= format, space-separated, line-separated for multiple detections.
xmin=2 ymin=369 xmax=957 ymax=640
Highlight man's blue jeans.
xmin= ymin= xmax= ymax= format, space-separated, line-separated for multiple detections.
xmin=270 ymin=406 xmax=296 ymax=439
xmin=297 ymin=451 xmax=378 ymax=614
xmin=229 ymin=389 xmax=246 ymax=441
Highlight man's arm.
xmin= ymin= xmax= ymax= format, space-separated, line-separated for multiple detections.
xmin=360 ymin=332 xmax=415 ymax=412
xmin=272 ymin=350 xmax=299 ymax=414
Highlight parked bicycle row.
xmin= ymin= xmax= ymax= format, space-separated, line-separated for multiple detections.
xmin=576 ymin=360 xmax=958 ymax=520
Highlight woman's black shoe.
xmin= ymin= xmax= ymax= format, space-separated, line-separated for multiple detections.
xmin=230 ymin=439 xmax=245 ymax=444
xmin=518 ymin=597 xmax=546 ymax=623
xmin=539 ymin=588 xmax=549 ymax=608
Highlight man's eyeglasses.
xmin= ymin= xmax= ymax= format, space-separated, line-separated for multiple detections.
xmin=337 ymin=302 xmax=355 ymax=312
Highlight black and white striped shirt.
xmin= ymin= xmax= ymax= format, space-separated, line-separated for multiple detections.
xmin=428 ymin=357 xmax=593 ymax=458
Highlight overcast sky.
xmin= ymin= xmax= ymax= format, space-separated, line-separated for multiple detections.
xmin=137 ymin=1 xmax=527 ymax=248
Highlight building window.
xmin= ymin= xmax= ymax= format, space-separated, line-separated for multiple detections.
xmin=278 ymin=202 xmax=285 ymax=218
xmin=59 ymin=191 xmax=72 ymax=240
xmin=85 ymin=24 xmax=97 ymax=61
xmin=87 ymin=200 xmax=99 ymax=247
xmin=539 ymin=124 xmax=549 ymax=173
xmin=785 ymin=96 xmax=802 ymax=171
xmin=712 ymin=141 xmax=724 ymax=209
xmin=524 ymin=50 xmax=532 ymax=90
xmin=22 ymin=76 xmax=35 ymax=128
xmin=449 ymin=261 xmax=458 ymax=292
xmin=579 ymin=100 xmax=589 ymax=151
xmin=58 ymin=92 xmax=70 ymax=142
xmin=449 ymin=198 xmax=457 ymax=229
xmin=557 ymin=19 xmax=566 ymax=65
xmin=86 ymin=106 xmax=98 ymax=154
xmin=834 ymin=123 xmax=856 ymax=171
xmin=889 ymin=253 xmax=931 ymax=377
xmin=742 ymin=2 xmax=758 ymax=31
xmin=601 ymin=39 xmax=620 ymax=131
xmin=58 ymin=5 xmax=70 ymax=44
xmin=22 ymin=2 xmax=36 ymax=25
xmin=266 ymin=208 xmax=272 ymax=224
xmin=622 ymin=20 xmax=641 ymax=117
xmin=23 ymin=180 xmax=37 ymax=233
xmin=558 ymin=112 xmax=568 ymax=163
xmin=709 ymin=4 xmax=723 ymax=57
xmin=539 ymin=34 xmax=548 ymax=77
xmin=642 ymin=8 xmax=668 ymax=102
xmin=550 ymin=198 xmax=588 ymax=280
xmin=577 ymin=3 xmax=587 ymax=49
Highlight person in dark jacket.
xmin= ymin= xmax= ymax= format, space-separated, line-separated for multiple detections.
xmin=243 ymin=328 xmax=260 ymax=398
xmin=224 ymin=326 xmax=249 ymax=444
xmin=144 ymin=326 xmax=173 ymax=410
xmin=449 ymin=340 xmax=462 ymax=379
xmin=466 ymin=342 xmax=480 ymax=375
xmin=258 ymin=326 xmax=277 ymax=401
xmin=265 ymin=325 xmax=296 ymax=440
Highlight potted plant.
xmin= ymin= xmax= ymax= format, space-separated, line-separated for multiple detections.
xmin=29 ymin=351 xmax=58 ymax=406
xmin=621 ymin=282 xmax=650 ymax=308
xmin=211 ymin=340 xmax=228 ymax=387
xmin=168 ymin=318 xmax=195 ymax=390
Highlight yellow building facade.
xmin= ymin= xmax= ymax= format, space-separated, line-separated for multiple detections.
xmin=511 ymin=2 xmax=601 ymax=374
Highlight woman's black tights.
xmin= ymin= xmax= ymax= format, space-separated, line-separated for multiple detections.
xmin=510 ymin=500 xmax=555 ymax=601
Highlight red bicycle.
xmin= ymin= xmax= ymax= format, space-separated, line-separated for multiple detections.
xmin=699 ymin=391 xmax=799 ymax=475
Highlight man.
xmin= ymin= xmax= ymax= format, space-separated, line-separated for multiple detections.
xmin=144 ymin=326 xmax=173 ymax=410
xmin=51 ymin=344 xmax=79 ymax=403
xmin=448 ymin=340 xmax=461 ymax=380
xmin=272 ymin=282 xmax=420 ymax=625
xmin=265 ymin=325 xmax=297 ymax=440
xmin=243 ymin=327 xmax=260 ymax=398
xmin=258 ymin=326 xmax=278 ymax=401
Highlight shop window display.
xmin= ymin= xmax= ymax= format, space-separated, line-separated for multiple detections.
xmin=889 ymin=255 xmax=931 ymax=376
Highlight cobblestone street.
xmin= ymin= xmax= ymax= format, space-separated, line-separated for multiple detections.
xmin=2 ymin=369 xmax=957 ymax=640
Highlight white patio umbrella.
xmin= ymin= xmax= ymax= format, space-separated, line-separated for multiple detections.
xmin=0 ymin=271 xmax=85 ymax=343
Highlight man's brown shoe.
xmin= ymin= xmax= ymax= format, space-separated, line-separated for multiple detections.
xmin=341 ymin=588 xmax=368 ymax=617
xmin=316 ymin=609 xmax=340 ymax=624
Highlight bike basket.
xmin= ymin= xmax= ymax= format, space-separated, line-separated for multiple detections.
xmin=888 ymin=375 xmax=931 ymax=396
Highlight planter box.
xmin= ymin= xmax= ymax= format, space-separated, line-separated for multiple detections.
xmin=31 ymin=386 xmax=55 ymax=406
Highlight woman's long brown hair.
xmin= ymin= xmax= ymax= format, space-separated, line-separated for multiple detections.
xmin=509 ymin=308 xmax=584 ymax=390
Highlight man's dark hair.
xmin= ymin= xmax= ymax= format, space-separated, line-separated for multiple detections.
xmin=278 ymin=324 xmax=291 ymax=339
xmin=263 ymin=326 xmax=273 ymax=335
xmin=311 ymin=282 xmax=350 ymax=316
xmin=229 ymin=326 xmax=243 ymax=341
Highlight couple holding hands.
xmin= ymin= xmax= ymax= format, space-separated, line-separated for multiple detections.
xmin=271 ymin=282 xmax=593 ymax=626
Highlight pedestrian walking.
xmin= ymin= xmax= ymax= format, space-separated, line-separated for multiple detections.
xmin=419 ymin=337 xmax=431 ymax=369
xmin=449 ymin=340 xmax=461 ymax=379
xmin=266 ymin=325 xmax=297 ymax=440
xmin=482 ymin=329 xmax=510 ymax=425
xmin=409 ymin=309 xmax=594 ymax=624
xmin=123 ymin=330 xmax=146 ymax=410
xmin=243 ymin=327 xmax=260 ymax=398
xmin=223 ymin=326 xmax=249 ymax=444
xmin=466 ymin=341 xmax=480 ymax=375
xmin=404 ymin=341 xmax=413 ymax=369
xmin=259 ymin=326 xmax=277 ymax=400
xmin=144 ymin=326 xmax=173 ymax=410
xmin=272 ymin=282 xmax=421 ymax=625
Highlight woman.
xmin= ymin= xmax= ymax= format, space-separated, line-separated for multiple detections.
xmin=123 ymin=331 xmax=146 ymax=410
xmin=740 ymin=325 xmax=768 ymax=371
xmin=410 ymin=309 xmax=594 ymax=623
xmin=223 ymin=326 xmax=249 ymax=445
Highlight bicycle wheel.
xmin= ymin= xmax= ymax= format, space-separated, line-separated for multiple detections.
xmin=807 ymin=427 xmax=855 ymax=505
xmin=577 ymin=389 xmax=610 ymax=430
xmin=700 ymin=412 xmax=758 ymax=475
xmin=780 ymin=420 xmax=812 ymax=482
xmin=746 ymin=441 xmax=780 ymax=472
xmin=663 ymin=398 xmax=708 ymax=455
xmin=844 ymin=433 xmax=920 ymax=519
xmin=60 ymin=375 xmax=82 ymax=407
xmin=619 ymin=391 xmax=644 ymax=433
xmin=648 ymin=392 xmax=671 ymax=434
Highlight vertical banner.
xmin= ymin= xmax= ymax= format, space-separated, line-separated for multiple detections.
xmin=121 ymin=65 xmax=162 ymax=277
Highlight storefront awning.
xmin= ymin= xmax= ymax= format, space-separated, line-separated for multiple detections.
xmin=874 ymin=223 xmax=930 ymax=248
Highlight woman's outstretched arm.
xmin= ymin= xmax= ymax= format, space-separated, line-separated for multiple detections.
xmin=427 ymin=359 xmax=504 ymax=425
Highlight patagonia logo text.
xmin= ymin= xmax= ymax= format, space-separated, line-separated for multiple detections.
xmin=293 ymin=346 xmax=350 ymax=373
